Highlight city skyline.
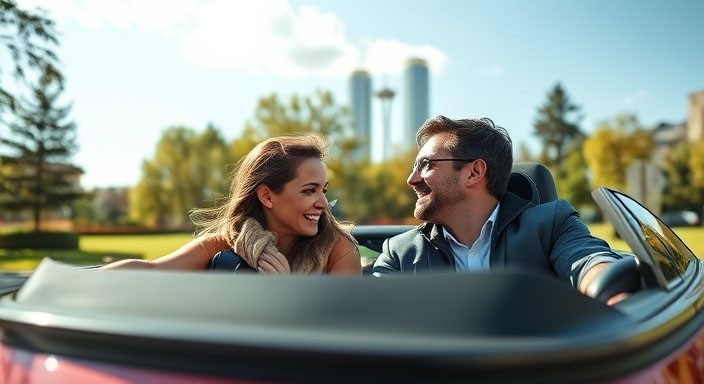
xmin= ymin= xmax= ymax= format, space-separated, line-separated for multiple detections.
xmin=350 ymin=58 xmax=430 ymax=162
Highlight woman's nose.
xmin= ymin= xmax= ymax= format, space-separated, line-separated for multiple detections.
xmin=316 ymin=194 xmax=328 ymax=208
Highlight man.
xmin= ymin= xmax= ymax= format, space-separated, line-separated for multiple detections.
xmin=372 ymin=115 xmax=626 ymax=303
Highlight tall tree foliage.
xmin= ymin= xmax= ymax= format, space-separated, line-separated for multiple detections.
xmin=555 ymin=143 xmax=593 ymax=210
xmin=242 ymin=90 xmax=356 ymax=158
xmin=0 ymin=0 xmax=62 ymax=114
xmin=128 ymin=160 xmax=169 ymax=228
xmin=0 ymin=73 xmax=79 ymax=231
xmin=533 ymin=83 xmax=584 ymax=169
xmin=354 ymin=148 xmax=418 ymax=223
xmin=661 ymin=141 xmax=704 ymax=212
xmin=129 ymin=125 xmax=230 ymax=228
xmin=582 ymin=113 xmax=653 ymax=192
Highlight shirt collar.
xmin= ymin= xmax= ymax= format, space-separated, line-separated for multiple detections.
xmin=443 ymin=202 xmax=500 ymax=246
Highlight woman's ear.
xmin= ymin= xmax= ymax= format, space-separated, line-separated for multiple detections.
xmin=257 ymin=185 xmax=273 ymax=208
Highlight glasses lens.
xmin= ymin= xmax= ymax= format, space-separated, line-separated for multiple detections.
xmin=412 ymin=159 xmax=430 ymax=174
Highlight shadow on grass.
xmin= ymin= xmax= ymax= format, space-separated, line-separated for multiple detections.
xmin=0 ymin=250 xmax=143 ymax=271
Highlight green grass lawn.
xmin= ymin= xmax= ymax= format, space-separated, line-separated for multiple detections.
xmin=0 ymin=233 xmax=194 ymax=271
xmin=1 ymin=224 xmax=703 ymax=272
xmin=79 ymin=233 xmax=195 ymax=261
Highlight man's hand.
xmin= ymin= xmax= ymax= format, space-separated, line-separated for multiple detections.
xmin=580 ymin=262 xmax=608 ymax=295
xmin=580 ymin=259 xmax=639 ymax=305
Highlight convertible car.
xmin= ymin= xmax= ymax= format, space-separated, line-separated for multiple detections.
xmin=0 ymin=163 xmax=702 ymax=383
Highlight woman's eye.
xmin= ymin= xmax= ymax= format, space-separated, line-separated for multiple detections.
xmin=322 ymin=189 xmax=328 ymax=194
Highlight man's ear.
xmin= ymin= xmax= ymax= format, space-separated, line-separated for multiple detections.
xmin=464 ymin=159 xmax=488 ymax=187
xmin=257 ymin=185 xmax=273 ymax=208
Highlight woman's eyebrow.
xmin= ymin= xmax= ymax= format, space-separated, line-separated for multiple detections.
xmin=300 ymin=181 xmax=327 ymax=188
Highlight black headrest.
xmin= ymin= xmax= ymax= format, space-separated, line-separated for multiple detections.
xmin=507 ymin=163 xmax=558 ymax=204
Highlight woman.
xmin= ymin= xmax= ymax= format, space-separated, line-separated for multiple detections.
xmin=103 ymin=134 xmax=360 ymax=275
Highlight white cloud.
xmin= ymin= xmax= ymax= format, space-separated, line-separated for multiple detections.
xmin=363 ymin=39 xmax=448 ymax=76
xmin=179 ymin=1 xmax=360 ymax=77
xmin=18 ymin=0 xmax=447 ymax=78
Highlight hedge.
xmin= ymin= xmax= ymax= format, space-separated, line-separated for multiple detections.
xmin=0 ymin=232 xmax=79 ymax=250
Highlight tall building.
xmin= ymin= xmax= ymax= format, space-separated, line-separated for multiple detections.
xmin=376 ymin=86 xmax=396 ymax=161
xmin=687 ymin=90 xmax=704 ymax=142
xmin=349 ymin=70 xmax=372 ymax=161
xmin=403 ymin=58 xmax=429 ymax=151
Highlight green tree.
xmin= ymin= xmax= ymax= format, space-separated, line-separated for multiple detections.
xmin=194 ymin=124 xmax=233 ymax=203
xmin=129 ymin=125 xmax=230 ymax=228
xmin=245 ymin=90 xmax=350 ymax=140
xmin=533 ymin=83 xmax=583 ymax=169
xmin=582 ymin=113 xmax=653 ymax=192
xmin=554 ymin=142 xmax=593 ymax=210
xmin=242 ymin=90 xmax=358 ymax=160
xmin=688 ymin=141 xmax=704 ymax=195
xmin=129 ymin=160 xmax=169 ymax=227
xmin=229 ymin=125 xmax=262 ymax=167
xmin=0 ymin=0 xmax=62 ymax=114
xmin=0 ymin=73 xmax=79 ymax=232
xmin=661 ymin=142 xmax=698 ymax=212
xmin=353 ymin=149 xmax=418 ymax=223
xmin=661 ymin=141 xmax=704 ymax=213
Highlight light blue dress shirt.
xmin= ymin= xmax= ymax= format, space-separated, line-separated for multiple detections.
xmin=443 ymin=204 xmax=500 ymax=272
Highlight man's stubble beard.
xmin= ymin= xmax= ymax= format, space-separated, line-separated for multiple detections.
xmin=414 ymin=179 xmax=463 ymax=223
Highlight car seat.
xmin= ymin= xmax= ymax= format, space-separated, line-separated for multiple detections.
xmin=507 ymin=162 xmax=558 ymax=204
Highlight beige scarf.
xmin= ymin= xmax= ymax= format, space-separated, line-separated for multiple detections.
xmin=233 ymin=218 xmax=291 ymax=274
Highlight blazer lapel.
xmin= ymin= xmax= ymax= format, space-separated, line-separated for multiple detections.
xmin=413 ymin=223 xmax=455 ymax=271
xmin=490 ymin=193 xmax=533 ymax=269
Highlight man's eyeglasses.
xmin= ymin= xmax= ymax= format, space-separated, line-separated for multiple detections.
xmin=412 ymin=158 xmax=480 ymax=175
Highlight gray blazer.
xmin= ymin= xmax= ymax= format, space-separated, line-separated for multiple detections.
xmin=372 ymin=192 xmax=617 ymax=288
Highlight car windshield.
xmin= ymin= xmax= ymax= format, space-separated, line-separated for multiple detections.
xmin=611 ymin=190 xmax=698 ymax=283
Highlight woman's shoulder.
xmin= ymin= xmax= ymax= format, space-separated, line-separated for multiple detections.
xmin=198 ymin=233 xmax=231 ymax=254
xmin=325 ymin=235 xmax=361 ymax=273
xmin=330 ymin=235 xmax=358 ymax=255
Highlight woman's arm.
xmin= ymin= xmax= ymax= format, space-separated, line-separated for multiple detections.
xmin=101 ymin=235 xmax=229 ymax=270
xmin=325 ymin=237 xmax=362 ymax=275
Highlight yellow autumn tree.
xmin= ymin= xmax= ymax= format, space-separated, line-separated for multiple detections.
xmin=583 ymin=113 xmax=653 ymax=191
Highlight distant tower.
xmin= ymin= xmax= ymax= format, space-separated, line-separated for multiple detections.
xmin=404 ymin=58 xmax=429 ymax=150
xmin=687 ymin=90 xmax=704 ymax=142
xmin=376 ymin=86 xmax=396 ymax=161
xmin=349 ymin=70 xmax=372 ymax=161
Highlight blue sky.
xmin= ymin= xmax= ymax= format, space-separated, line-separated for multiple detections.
xmin=16 ymin=0 xmax=704 ymax=188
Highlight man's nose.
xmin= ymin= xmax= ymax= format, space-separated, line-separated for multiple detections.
xmin=407 ymin=169 xmax=420 ymax=186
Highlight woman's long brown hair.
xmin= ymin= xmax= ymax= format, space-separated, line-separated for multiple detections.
xmin=190 ymin=134 xmax=355 ymax=273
